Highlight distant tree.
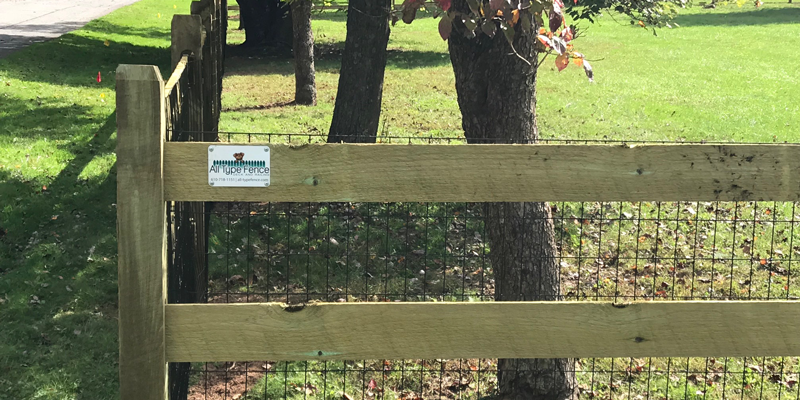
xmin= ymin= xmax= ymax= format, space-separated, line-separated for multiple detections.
xmin=238 ymin=0 xmax=291 ymax=47
xmin=290 ymin=0 xmax=317 ymax=105
xmin=327 ymin=0 xmax=393 ymax=143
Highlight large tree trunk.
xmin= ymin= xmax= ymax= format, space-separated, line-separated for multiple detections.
xmin=238 ymin=0 xmax=269 ymax=46
xmin=448 ymin=2 xmax=577 ymax=399
xmin=238 ymin=0 xmax=290 ymax=47
xmin=327 ymin=0 xmax=391 ymax=143
xmin=291 ymin=0 xmax=316 ymax=105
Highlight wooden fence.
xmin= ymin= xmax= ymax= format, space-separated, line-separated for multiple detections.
xmin=116 ymin=11 xmax=800 ymax=400
xmin=117 ymin=1 xmax=225 ymax=399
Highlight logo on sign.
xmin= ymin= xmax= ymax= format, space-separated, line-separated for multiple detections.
xmin=208 ymin=145 xmax=270 ymax=187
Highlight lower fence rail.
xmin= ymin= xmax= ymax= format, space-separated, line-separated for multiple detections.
xmin=165 ymin=301 xmax=800 ymax=362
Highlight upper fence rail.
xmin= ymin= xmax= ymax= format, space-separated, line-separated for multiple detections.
xmin=163 ymin=142 xmax=800 ymax=203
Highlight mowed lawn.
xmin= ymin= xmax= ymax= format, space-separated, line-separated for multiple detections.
xmin=0 ymin=0 xmax=799 ymax=399
xmin=222 ymin=1 xmax=800 ymax=142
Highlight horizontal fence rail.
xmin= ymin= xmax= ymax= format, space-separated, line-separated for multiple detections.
xmin=165 ymin=301 xmax=800 ymax=362
xmin=163 ymin=142 xmax=800 ymax=202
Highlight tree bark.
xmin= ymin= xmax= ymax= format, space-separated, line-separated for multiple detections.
xmin=238 ymin=0 xmax=269 ymax=46
xmin=447 ymin=2 xmax=577 ymax=399
xmin=238 ymin=0 xmax=290 ymax=47
xmin=291 ymin=0 xmax=316 ymax=105
xmin=327 ymin=0 xmax=392 ymax=143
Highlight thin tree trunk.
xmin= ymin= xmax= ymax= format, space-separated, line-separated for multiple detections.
xmin=327 ymin=0 xmax=391 ymax=143
xmin=447 ymin=1 xmax=577 ymax=398
xmin=291 ymin=0 xmax=316 ymax=105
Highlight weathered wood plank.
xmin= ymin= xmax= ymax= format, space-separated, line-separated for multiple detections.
xmin=165 ymin=301 xmax=800 ymax=362
xmin=116 ymin=65 xmax=168 ymax=400
xmin=163 ymin=143 xmax=800 ymax=202
xmin=171 ymin=15 xmax=205 ymax=71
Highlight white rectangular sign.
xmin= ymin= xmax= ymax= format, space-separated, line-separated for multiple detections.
xmin=207 ymin=145 xmax=270 ymax=187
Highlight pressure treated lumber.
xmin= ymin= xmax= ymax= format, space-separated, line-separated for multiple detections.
xmin=116 ymin=65 xmax=168 ymax=400
xmin=165 ymin=301 xmax=800 ymax=362
xmin=170 ymin=15 xmax=204 ymax=70
xmin=163 ymin=143 xmax=800 ymax=202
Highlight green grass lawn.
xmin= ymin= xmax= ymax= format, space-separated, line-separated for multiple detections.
xmin=221 ymin=1 xmax=800 ymax=143
xmin=0 ymin=1 xmax=179 ymax=398
xmin=1 ymin=0 xmax=800 ymax=399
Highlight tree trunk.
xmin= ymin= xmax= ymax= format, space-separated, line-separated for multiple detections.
xmin=238 ymin=0 xmax=269 ymax=46
xmin=291 ymin=0 xmax=316 ymax=105
xmin=238 ymin=0 xmax=290 ymax=47
xmin=327 ymin=0 xmax=391 ymax=143
xmin=447 ymin=2 xmax=577 ymax=399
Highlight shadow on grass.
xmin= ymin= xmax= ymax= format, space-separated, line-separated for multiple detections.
xmin=0 ymin=99 xmax=119 ymax=398
xmin=225 ymin=45 xmax=450 ymax=78
xmin=309 ymin=8 xmax=440 ymax=22
xmin=81 ymin=19 xmax=172 ymax=40
xmin=675 ymin=7 xmax=800 ymax=26
xmin=0 ymin=30 xmax=169 ymax=88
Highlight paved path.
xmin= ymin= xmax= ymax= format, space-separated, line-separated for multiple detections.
xmin=0 ymin=0 xmax=140 ymax=58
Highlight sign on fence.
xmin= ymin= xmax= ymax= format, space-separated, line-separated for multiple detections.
xmin=207 ymin=145 xmax=271 ymax=187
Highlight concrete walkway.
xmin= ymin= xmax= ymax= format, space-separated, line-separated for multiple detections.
xmin=0 ymin=0 xmax=140 ymax=58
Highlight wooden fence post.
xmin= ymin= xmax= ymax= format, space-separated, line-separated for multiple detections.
xmin=171 ymin=15 xmax=205 ymax=71
xmin=116 ymin=64 xmax=168 ymax=400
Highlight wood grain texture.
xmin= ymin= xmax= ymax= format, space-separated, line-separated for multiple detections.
xmin=171 ymin=15 xmax=205 ymax=70
xmin=164 ymin=54 xmax=188 ymax=97
xmin=165 ymin=301 xmax=800 ymax=362
xmin=163 ymin=143 xmax=800 ymax=202
xmin=116 ymin=65 xmax=168 ymax=400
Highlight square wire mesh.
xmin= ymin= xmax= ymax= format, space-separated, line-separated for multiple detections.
xmin=167 ymin=133 xmax=800 ymax=400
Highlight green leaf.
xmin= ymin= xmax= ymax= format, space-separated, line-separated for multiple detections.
xmin=520 ymin=11 xmax=533 ymax=34
xmin=467 ymin=0 xmax=481 ymax=14
xmin=462 ymin=16 xmax=479 ymax=32
xmin=500 ymin=21 xmax=515 ymax=44
xmin=481 ymin=20 xmax=497 ymax=37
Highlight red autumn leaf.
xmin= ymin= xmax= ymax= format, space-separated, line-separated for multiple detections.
xmin=368 ymin=379 xmax=378 ymax=390
xmin=561 ymin=26 xmax=573 ymax=42
xmin=438 ymin=17 xmax=452 ymax=40
xmin=435 ymin=0 xmax=451 ymax=10
xmin=537 ymin=34 xmax=552 ymax=48
xmin=549 ymin=7 xmax=563 ymax=32
xmin=550 ymin=36 xmax=567 ymax=55
xmin=401 ymin=0 xmax=423 ymax=24
xmin=555 ymin=54 xmax=569 ymax=71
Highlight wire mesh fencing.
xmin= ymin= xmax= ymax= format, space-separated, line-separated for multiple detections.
xmin=168 ymin=133 xmax=800 ymax=400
